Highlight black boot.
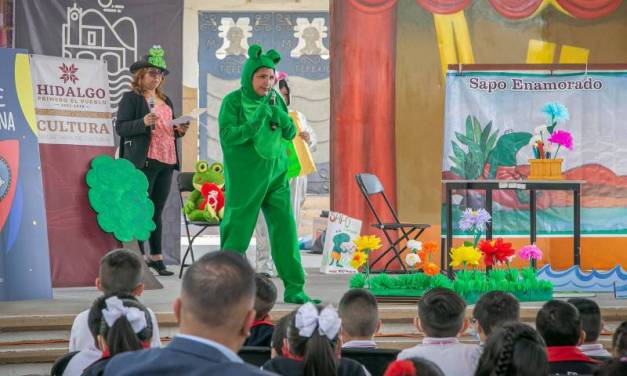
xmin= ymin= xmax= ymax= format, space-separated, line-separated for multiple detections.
xmin=146 ymin=259 xmax=174 ymax=276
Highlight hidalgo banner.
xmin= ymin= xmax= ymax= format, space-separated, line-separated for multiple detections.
xmin=30 ymin=55 xmax=120 ymax=287
xmin=442 ymin=69 xmax=627 ymax=268
xmin=0 ymin=48 xmax=52 ymax=301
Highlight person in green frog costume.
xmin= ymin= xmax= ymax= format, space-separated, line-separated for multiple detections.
xmin=183 ymin=160 xmax=225 ymax=223
xmin=218 ymin=44 xmax=315 ymax=304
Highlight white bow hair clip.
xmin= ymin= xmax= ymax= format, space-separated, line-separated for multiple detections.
xmin=101 ymin=296 xmax=147 ymax=334
xmin=295 ymin=302 xmax=341 ymax=339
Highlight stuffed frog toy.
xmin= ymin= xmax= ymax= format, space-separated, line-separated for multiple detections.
xmin=183 ymin=161 xmax=225 ymax=223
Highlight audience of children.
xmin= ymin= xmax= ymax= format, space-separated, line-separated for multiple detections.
xmin=384 ymin=358 xmax=445 ymax=376
xmin=568 ymin=298 xmax=612 ymax=358
xmin=54 ymin=247 xmax=625 ymax=376
xmin=64 ymin=249 xmax=160 ymax=376
xmin=536 ymin=300 xmax=599 ymax=375
xmin=262 ymin=302 xmax=370 ymax=376
xmin=474 ymin=322 xmax=548 ymax=376
xmin=338 ymin=288 xmax=381 ymax=349
xmin=103 ymin=251 xmax=269 ymax=375
xmin=244 ymin=273 xmax=278 ymax=347
xmin=472 ymin=291 xmax=520 ymax=344
xmin=81 ymin=295 xmax=154 ymax=376
xmin=397 ymin=288 xmax=480 ymax=376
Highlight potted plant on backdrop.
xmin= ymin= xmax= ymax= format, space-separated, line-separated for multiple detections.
xmin=528 ymin=102 xmax=574 ymax=180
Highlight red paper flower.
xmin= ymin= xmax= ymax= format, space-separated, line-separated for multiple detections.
xmin=479 ymin=238 xmax=514 ymax=266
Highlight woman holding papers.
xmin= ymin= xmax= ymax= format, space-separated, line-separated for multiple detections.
xmin=115 ymin=46 xmax=188 ymax=276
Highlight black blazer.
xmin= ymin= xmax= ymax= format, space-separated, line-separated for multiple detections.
xmin=115 ymin=91 xmax=180 ymax=170
xmin=103 ymin=336 xmax=271 ymax=376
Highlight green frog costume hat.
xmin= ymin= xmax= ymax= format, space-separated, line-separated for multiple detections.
xmin=218 ymin=45 xmax=314 ymax=304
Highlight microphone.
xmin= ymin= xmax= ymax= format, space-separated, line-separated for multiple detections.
xmin=269 ymin=91 xmax=278 ymax=131
xmin=147 ymin=96 xmax=156 ymax=130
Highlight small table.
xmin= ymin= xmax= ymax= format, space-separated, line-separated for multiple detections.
xmin=442 ymin=179 xmax=585 ymax=277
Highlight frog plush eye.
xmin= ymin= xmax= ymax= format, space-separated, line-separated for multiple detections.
xmin=211 ymin=163 xmax=223 ymax=174
xmin=196 ymin=161 xmax=208 ymax=173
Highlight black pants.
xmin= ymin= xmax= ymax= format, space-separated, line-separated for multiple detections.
xmin=139 ymin=158 xmax=175 ymax=256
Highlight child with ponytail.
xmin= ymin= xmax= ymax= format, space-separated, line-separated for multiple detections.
xmin=262 ymin=303 xmax=369 ymax=376
xmin=80 ymin=295 xmax=153 ymax=376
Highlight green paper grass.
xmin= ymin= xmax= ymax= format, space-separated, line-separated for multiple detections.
xmin=86 ymin=155 xmax=156 ymax=242
xmin=352 ymin=267 xmax=552 ymax=303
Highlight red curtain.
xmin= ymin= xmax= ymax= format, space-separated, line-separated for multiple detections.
xmin=488 ymin=0 xmax=544 ymax=19
xmin=555 ymin=0 xmax=623 ymax=18
xmin=414 ymin=0 xmax=623 ymax=18
xmin=331 ymin=0 xmax=399 ymax=264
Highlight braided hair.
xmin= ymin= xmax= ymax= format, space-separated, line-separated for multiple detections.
xmin=474 ymin=322 xmax=548 ymax=376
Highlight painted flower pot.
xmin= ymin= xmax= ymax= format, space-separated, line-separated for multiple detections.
xmin=528 ymin=158 xmax=563 ymax=180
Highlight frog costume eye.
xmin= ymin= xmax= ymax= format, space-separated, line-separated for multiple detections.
xmin=196 ymin=161 xmax=209 ymax=173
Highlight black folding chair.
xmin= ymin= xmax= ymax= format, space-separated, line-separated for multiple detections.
xmin=178 ymin=172 xmax=220 ymax=278
xmin=355 ymin=173 xmax=430 ymax=273
xmin=341 ymin=347 xmax=400 ymax=376
xmin=238 ymin=346 xmax=272 ymax=367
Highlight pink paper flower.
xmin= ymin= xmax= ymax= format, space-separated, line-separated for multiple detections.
xmin=518 ymin=245 xmax=543 ymax=261
xmin=548 ymin=130 xmax=573 ymax=151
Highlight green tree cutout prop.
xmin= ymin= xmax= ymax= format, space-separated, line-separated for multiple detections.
xmin=86 ymin=155 xmax=156 ymax=242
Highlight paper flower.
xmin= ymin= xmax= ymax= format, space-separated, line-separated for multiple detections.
xmin=423 ymin=262 xmax=440 ymax=276
xmin=405 ymin=252 xmax=421 ymax=267
xmin=459 ymin=208 xmax=491 ymax=232
xmin=350 ymin=251 xmax=368 ymax=270
xmin=449 ymin=245 xmax=482 ymax=267
xmin=542 ymin=102 xmax=569 ymax=124
xmin=407 ymin=240 xmax=422 ymax=251
xmin=548 ymin=130 xmax=573 ymax=151
xmin=423 ymin=241 xmax=438 ymax=253
xmin=354 ymin=235 xmax=382 ymax=252
xmin=478 ymin=238 xmax=514 ymax=266
xmin=518 ymin=244 xmax=543 ymax=261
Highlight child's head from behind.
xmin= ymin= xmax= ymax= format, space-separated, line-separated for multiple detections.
xmin=473 ymin=291 xmax=520 ymax=338
xmin=98 ymin=249 xmax=143 ymax=296
xmin=474 ymin=322 xmax=548 ymax=376
xmin=612 ymin=320 xmax=627 ymax=357
xmin=338 ymin=288 xmax=380 ymax=341
xmin=536 ymin=300 xmax=582 ymax=347
xmin=568 ymin=298 xmax=602 ymax=343
xmin=271 ymin=311 xmax=296 ymax=358
xmin=287 ymin=303 xmax=342 ymax=376
xmin=87 ymin=294 xmax=153 ymax=356
xmin=417 ymin=288 xmax=466 ymax=338
xmin=254 ymin=273 xmax=277 ymax=320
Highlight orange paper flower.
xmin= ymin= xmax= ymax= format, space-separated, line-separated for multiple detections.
xmin=423 ymin=241 xmax=438 ymax=253
xmin=423 ymin=262 xmax=440 ymax=276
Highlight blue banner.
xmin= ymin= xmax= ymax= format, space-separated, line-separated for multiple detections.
xmin=0 ymin=49 xmax=52 ymax=300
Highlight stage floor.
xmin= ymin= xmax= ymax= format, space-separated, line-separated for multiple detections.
xmin=1 ymin=251 xmax=626 ymax=316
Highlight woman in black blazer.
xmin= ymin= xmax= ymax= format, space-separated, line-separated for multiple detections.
xmin=115 ymin=47 xmax=188 ymax=276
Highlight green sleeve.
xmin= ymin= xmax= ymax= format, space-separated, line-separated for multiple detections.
xmin=277 ymin=99 xmax=296 ymax=141
xmin=218 ymin=93 xmax=261 ymax=146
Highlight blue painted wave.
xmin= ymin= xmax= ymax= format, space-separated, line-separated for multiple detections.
xmin=536 ymin=265 xmax=627 ymax=292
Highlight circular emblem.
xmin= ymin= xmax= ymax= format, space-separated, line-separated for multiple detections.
xmin=0 ymin=156 xmax=11 ymax=201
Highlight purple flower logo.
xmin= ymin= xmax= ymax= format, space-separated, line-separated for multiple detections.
xmin=59 ymin=63 xmax=79 ymax=84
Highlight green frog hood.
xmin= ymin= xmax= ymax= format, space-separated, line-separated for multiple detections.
xmin=241 ymin=44 xmax=281 ymax=100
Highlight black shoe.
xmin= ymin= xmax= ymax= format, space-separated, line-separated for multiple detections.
xmin=147 ymin=259 xmax=174 ymax=276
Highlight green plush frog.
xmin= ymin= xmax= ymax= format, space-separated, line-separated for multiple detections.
xmin=183 ymin=161 xmax=225 ymax=223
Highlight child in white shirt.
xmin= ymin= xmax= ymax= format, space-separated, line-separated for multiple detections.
xmin=397 ymin=288 xmax=479 ymax=376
